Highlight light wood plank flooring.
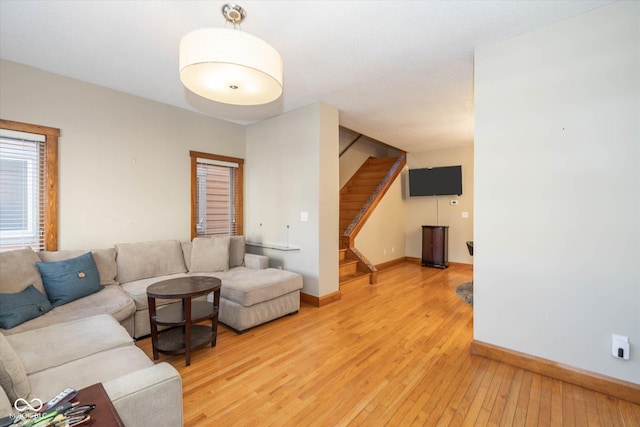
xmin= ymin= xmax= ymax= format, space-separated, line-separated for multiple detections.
xmin=136 ymin=262 xmax=640 ymax=426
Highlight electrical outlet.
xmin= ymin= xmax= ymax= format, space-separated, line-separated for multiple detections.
xmin=612 ymin=334 xmax=630 ymax=360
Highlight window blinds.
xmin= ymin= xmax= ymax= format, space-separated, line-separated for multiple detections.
xmin=0 ymin=130 xmax=47 ymax=251
xmin=196 ymin=158 xmax=238 ymax=237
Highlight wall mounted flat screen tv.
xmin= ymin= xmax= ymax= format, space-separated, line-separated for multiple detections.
xmin=409 ymin=165 xmax=462 ymax=196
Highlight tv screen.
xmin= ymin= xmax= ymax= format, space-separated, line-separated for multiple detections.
xmin=409 ymin=165 xmax=462 ymax=196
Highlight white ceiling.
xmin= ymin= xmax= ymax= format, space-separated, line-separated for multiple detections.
xmin=0 ymin=0 xmax=611 ymax=153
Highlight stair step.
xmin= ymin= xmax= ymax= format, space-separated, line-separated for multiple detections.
xmin=340 ymin=208 xmax=361 ymax=217
xmin=354 ymin=169 xmax=390 ymax=178
xmin=366 ymin=157 xmax=398 ymax=165
xmin=360 ymin=171 xmax=390 ymax=178
xmin=339 ymin=260 xmax=358 ymax=276
xmin=340 ymin=195 xmax=370 ymax=204
xmin=340 ymin=200 xmax=365 ymax=211
xmin=349 ymin=177 xmax=384 ymax=187
xmin=339 ymin=271 xmax=371 ymax=287
xmin=340 ymin=219 xmax=351 ymax=234
xmin=345 ymin=184 xmax=378 ymax=193
xmin=339 ymin=249 xmax=347 ymax=261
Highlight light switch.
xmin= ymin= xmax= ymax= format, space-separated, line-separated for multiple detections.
xmin=300 ymin=211 xmax=309 ymax=222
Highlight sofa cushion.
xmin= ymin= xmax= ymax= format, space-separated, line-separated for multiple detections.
xmin=229 ymin=236 xmax=245 ymax=268
xmin=38 ymin=248 xmax=118 ymax=285
xmin=0 ymin=332 xmax=30 ymax=403
xmin=0 ymin=285 xmax=52 ymax=329
xmin=0 ymin=285 xmax=135 ymax=336
xmin=28 ymin=346 xmax=154 ymax=404
xmin=6 ymin=314 xmax=133 ymax=375
xmin=120 ymin=273 xmax=190 ymax=310
xmin=0 ymin=247 xmax=46 ymax=296
xmin=37 ymin=252 xmax=103 ymax=307
xmin=208 ymin=267 xmax=303 ymax=307
xmin=219 ymin=289 xmax=300 ymax=332
xmin=190 ymin=237 xmax=230 ymax=273
xmin=116 ymin=241 xmax=187 ymax=283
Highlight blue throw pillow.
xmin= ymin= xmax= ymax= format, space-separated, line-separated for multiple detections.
xmin=36 ymin=252 xmax=103 ymax=307
xmin=0 ymin=284 xmax=52 ymax=329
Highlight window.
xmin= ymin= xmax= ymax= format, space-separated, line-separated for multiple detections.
xmin=190 ymin=151 xmax=243 ymax=239
xmin=0 ymin=120 xmax=59 ymax=252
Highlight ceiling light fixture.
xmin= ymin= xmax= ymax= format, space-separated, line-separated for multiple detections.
xmin=179 ymin=4 xmax=283 ymax=106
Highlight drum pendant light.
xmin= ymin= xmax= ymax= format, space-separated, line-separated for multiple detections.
xmin=179 ymin=4 xmax=283 ymax=105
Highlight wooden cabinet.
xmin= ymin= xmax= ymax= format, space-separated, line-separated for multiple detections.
xmin=422 ymin=225 xmax=449 ymax=268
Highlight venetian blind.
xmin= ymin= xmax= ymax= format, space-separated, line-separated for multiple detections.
xmin=0 ymin=129 xmax=47 ymax=251
xmin=195 ymin=157 xmax=239 ymax=237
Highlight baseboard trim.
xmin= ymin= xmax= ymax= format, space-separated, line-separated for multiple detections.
xmin=448 ymin=261 xmax=473 ymax=270
xmin=375 ymin=257 xmax=407 ymax=270
xmin=470 ymin=340 xmax=640 ymax=404
xmin=402 ymin=257 xmax=473 ymax=269
xmin=300 ymin=291 xmax=341 ymax=307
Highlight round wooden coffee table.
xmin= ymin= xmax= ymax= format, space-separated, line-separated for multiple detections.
xmin=147 ymin=276 xmax=221 ymax=366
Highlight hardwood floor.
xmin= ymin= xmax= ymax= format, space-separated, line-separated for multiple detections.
xmin=135 ymin=263 xmax=640 ymax=426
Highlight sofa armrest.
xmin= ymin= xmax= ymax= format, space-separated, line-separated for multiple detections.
xmin=244 ymin=253 xmax=269 ymax=269
xmin=103 ymin=363 xmax=182 ymax=427
xmin=0 ymin=387 xmax=12 ymax=418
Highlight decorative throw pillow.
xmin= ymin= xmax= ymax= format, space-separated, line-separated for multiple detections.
xmin=0 ymin=285 xmax=52 ymax=329
xmin=38 ymin=248 xmax=118 ymax=285
xmin=0 ymin=332 xmax=30 ymax=403
xmin=36 ymin=252 xmax=103 ymax=307
xmin=0 ymin=247 xmax=46 ymax=296
xmin=190 ymin=237 xmax=230 ymax=273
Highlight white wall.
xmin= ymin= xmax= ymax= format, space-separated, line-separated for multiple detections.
xmin=405 ymin=146 xmax=474 ymax=264
xmin=474 ymin=1 xmax=639 ymax=384
xmin=0 ymin=60 xmax=245 ymax=250
xmin=245 ymin=103 xmax=339 ymax=298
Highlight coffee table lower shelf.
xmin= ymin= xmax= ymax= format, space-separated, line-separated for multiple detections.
xmin=154 ymin=325 xmax=216 ymax=355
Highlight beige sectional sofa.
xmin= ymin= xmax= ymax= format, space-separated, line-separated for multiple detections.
xmin=0 ymin=236 xmax=303 ymax=337
xmin=0 ymin=235 xmax=303 ymax=425
xmin=0 ymin=315 xmax=182 ymax=426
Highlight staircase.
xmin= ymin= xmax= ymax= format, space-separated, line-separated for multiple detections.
xmin=339 ymin=156 xmax=405 ymax=287
xmin=338 ymin=248 xmax=370 ymax=287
